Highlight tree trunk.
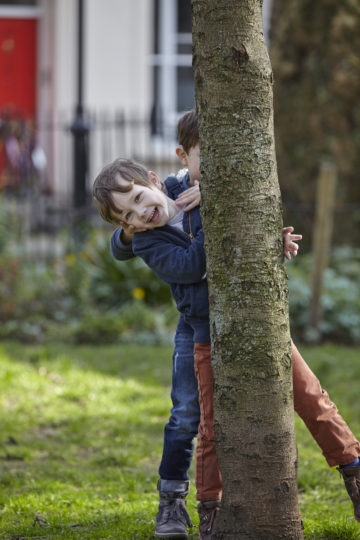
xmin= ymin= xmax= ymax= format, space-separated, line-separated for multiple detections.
xmin=191 ymin=1 xmax=303 ymax=538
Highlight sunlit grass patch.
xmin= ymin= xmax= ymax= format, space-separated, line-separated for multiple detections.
xmin=0 ymin=342 xmax=360 ymax=538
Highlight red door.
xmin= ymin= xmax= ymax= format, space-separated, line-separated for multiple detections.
xmin=0 ymin=18 xmax=37 ymax=117
xmin=0 ymin=18 xmax=37 ymax=188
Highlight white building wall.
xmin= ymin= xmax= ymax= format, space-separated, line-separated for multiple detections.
xmin=37 ymin=0 xmax=154 ymax=199
xmin=35 ymin=0 xmax=274 ymax=199
xmin=44 ymin=0 xmax=78 ymax=198
xmin=85 ymin=0 xmax=155 ymax=177
xmin=86 ymin=0 xmax=153 ymax=116
xmin=53 ymin=0 xmax=77 ymax=113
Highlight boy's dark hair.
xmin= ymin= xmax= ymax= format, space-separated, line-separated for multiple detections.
xmin=92 ymin=158 xmax=151 ymax=226
xmin=177 ymin=109 xmax=199 ymax=153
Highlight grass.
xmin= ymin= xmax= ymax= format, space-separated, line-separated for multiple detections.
xmin=0 ymin=342 xmax=359 ymax=539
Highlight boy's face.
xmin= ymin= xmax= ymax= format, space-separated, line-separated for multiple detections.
xmin=111 ymin=172 xmax=171 ymax=230
xmin=176 ymin=143 xmax=200 ymax=186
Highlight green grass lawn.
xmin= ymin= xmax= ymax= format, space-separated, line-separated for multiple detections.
xmin=0 ymin=342 xmax=360 ymax=539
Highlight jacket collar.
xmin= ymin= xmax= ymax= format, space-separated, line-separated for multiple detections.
xmin=181 ymin=171 xmax=191 ymax=191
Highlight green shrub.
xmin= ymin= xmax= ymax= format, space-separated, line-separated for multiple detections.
xmin=79 ymin=230 xmax=173 ymax=308
xmin=66 ymin=309 xmax=126 ymax=344
xmin=0 ymin=195 xmax=358 ymax=346
xmin=0 ymin=199 xmax=176 ymax=344
xmin=65 ymin=302 xmax=177 ymax=345
xmin=288 ymin=246 xmax=360 ymax=344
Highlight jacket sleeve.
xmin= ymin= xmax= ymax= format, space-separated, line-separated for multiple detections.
xmin=134 ymin=229 xmax=206 ymax=284
xmin=110 ymin=227 xmax=135 ymax=261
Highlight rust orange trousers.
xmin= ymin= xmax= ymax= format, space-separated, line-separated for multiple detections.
xmin=193 ymin=340 xmax=360 ymax=502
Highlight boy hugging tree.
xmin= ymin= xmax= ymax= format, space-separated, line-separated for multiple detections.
xmin=92 ymin=111 xmax=360 ymax=540
xmin=94 ymin=159 xmax=219 ymax=540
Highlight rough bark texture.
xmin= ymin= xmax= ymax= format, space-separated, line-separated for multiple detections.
xmin=191 ymin=1 xmax=303 ymax=538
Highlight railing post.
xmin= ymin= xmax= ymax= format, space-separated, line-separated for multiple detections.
xmin=71 ymin=0 xmax=90 ymax=211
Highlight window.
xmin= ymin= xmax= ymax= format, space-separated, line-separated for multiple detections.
xmin=0 ymin=1 xmax=42 ymax=18
xmin=151 ymin=0 xmax=194 ymax=138
xmin=150 ymin=0 xmax=273 ymax=138
xmin=0 ymin=1 xmax=37 ymax=4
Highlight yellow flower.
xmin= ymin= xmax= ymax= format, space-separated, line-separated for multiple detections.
xmin=65 ymin=253 xmax=76 ymax=266
xmin=132 ymin=287 xmax=145 ymax=300
xmin=79 ymin=251 xmax=90 ymax=261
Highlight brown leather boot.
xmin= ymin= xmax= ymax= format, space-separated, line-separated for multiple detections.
xmin=197 ymin=500 xmax=221 ymax=540
xmin=338 ymin=465 xmax=360 ymax=521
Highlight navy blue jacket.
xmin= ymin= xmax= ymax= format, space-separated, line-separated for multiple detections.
xmin=111 ymin=174 xmax=210 ymax=342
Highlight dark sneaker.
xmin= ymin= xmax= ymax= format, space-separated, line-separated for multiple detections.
xmin=338 ymin=465 xmax=360 ymax=521
xmin=155 ymin=485 xmax=193 ymax=539
xmin=197 ymin=500 xmax=221 ymax=540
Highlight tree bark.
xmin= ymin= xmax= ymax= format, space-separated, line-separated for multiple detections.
xmin=191 ymin=1 xmax=303 ymax=537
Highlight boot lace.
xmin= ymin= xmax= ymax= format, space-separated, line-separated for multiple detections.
xmin=159 ymin=493 xmax=193 ymax=528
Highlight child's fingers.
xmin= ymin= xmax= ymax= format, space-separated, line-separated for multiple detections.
xmin=176 ymin=193 xmax=200 ymax=209
xmin=183 ymin=200 xmax=199 ymax=212
xmin=177 ymin=186 xmax=198 ymax=201
xmin=176 ymin=191 xmax=190 ymax=204
xmin=125 ymin=223 xmax=147 ymax=233
xmin=286 ymin=243 xmax=299 ymax=255
xmin=176 ymin=194 xmax=189 ymax=205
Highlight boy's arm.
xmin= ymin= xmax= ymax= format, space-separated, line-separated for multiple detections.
xmin=110 ymin=219 xmax=149 ymax=261
xmin=134 ymin=229 xmax=206 ymax=284
xmin=110 ymin=227 xmax=135 ymax=261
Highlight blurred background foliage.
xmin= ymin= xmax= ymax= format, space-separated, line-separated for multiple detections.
xmin=287 ymin=247 xmax=360 ymax=344
xmin=0 ymin=0 xmax=359 ymax=347
xmin=0 ymin=197 xmax=359 ymax=346
xmin=0 ymin=198 xmax=177 ymax=345
xmin=270 ymin=0 xmax=360 ymax=250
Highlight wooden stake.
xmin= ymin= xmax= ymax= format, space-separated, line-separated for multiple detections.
xmin=308 ymin=162 xmax=337 ymax=339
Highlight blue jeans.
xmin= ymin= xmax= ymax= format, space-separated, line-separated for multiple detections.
xmin=158 ymin=317 xmax=200 ymax=480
